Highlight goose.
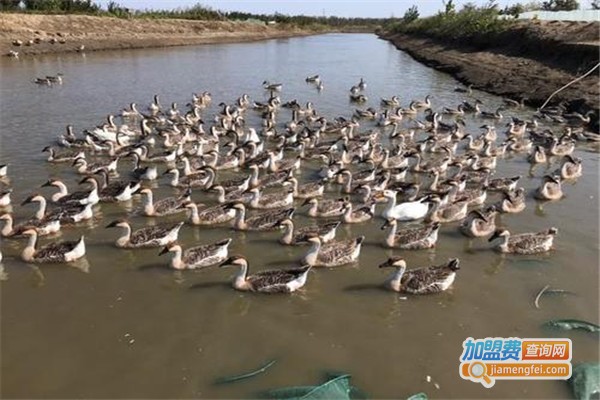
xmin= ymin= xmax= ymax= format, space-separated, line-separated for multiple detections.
xmin=427 ymin=195 xmax=469 ymax=223
xmin=248 ymin=187 xmax=294 ymax=209
xmin=262 ymin=81 xmax=282 ymax=92
xmin=528 ymin=146 xmax=547 ymax=164
xmin=219 ymin=256 xmax=311 ymax=293
xmin=413 ymin=95 xmax=431 ymax=109
xmin=305 ymin=74 xmax=320 ymax=83
xmin=277 ymin=218 xmax=339 ymax=245
xmin=148 ymin=94 xmax=161 ymax=114
xmin=534 ymin=175 xmax=563 ymax=201
xmin=488 ymin=228 xmax=557 ymax=254
xmin=504 ymin=137 xmax=532 ymax=153
xmin=182 ymin=201 xmax=235 ymax=225
xmin=358 ymin=77 xmax=367 ymax=90
xmin=209 ymin=185 xmax=253 ymax=205
xmin=557 ymin=155 xmax=582 ymax=180
xmin=454 ymin=84 xmax=473 ymax=94
xmin=72 ymin=156 xmax=119 ymax=175
xmin=496 ymin=188 xmax=526 ymax=214
xmin=20 ymin=228 xmax=85 ymax=263
xmin=42 ymin=146 xmax=85 ymax=163
xmin=159 ymin=238 xmax=232 ymax=270
xmin=0 ymin=212 xmax=61 ymax=237
xmin=0 ymin=189 xmax=11 ymax=207
xmin=486 ymin=175 xmax=521 ymax=192
xmin=442 ymin=104 xmax=465 ymax=115
xmin=302 ymin=197 xmax=348 ymax=218
xmin=459 ymin=207 xmax=497 ymax=238
xmin=400 ymin=101 xmax=419 ymax=115
xmin=138 ymin=188 xmax=190 ymax=217
xmin=287 ymin=177 xmax=324 ymax=199
xmin=95 ymin=169 xmax=139 ymax=202
xmin=503 ymin=97 xmax=526 ymax=108
xmin=228 ymin=203 xmax=294 ymax=231
xmin=381 ymin=219 xmax=440 ymax=249
xmin=41 ymin=176 xmax=99 ymax=205
xmin=341 ymin=202 xmax=374 ymax=224
xmin=549 ymin=137 xmax=575 ymax=157
xmin=381 ymin=96 xmax=400 ymax=107
xmin=379 ymin=257 xmax=460 ymax=294
xmin=302 ymin=235 xmax=364 ymax=267
xmin=379 ymin=190 xmax=433 ymax=222
xmin=201 ymin=166 xmax=250 ymax=193
xmin=121 ymin=102 xmax=141 ymax=118
xmin=21 ymin=193 xmax=93 ymax=224
xmin=349 ymin=94 xmax=368 ymax=103
xmin=127 ymin=152 xmax=158 ymax=181
xmin=105 ymin=219 xmax=184 ymax=248
xmin=163 ymin=168 xmax=209 ymax=189
xmin=479 ymin=107 xmax=504 ymax=120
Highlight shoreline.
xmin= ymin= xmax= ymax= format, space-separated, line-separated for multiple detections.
xmin=0 ymin=13 xmax=323 ymax=56
xmin=377 ymin=22 xmax=599 ymax=130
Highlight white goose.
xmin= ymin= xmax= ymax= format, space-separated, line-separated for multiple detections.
xmin=379 ymin=190 xmax=433 ymax=222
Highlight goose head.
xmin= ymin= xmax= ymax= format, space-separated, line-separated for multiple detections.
xmin=488 ymin=229 xmax=510 ymax=242
xmin=378 ymin=257 xmax=406 ymax=269
xmin=219 ymin=255 xmax=247 ymax=269
xmin=106 ymin=219 xmax=130 ymax=229
xmin=380 ymin=218 xmax=397 ymax=230
xmin=21 ymin=193 xmax=45 ymax=205
xmin=159 ymin=242 xmax=181 ymax=256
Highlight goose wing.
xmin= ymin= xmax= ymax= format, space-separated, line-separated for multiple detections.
xmin=154 ymin=196 xmax=186 ymax=215
xmin=402 ymin=265 xmax=453 ymax=294
xmin=47 ymin=203 xmax=87 ymax=222
xmin=509 ymin=233 xmax=552 ymax=251
xmin=294 ymin=222 xmax=339 ymax=243
xmin=197 ymin=204 xmax=234 ymax=223
xmin=247 ymin=208 xmax=294 ymax=229
xmin=248 ymin=266 xmax=309 ymax=293
xmin=320 ymin=238 xmax=360 ymax=260
xmin=395 ymin=224 xmax=436 ymax=243
xmin=130 ymin=223 xmax=178 ymax=245
xmin=183 ymin=238 xmax=231 ymax=267
xmin=35 ymin=240 xmax=79 ymax=261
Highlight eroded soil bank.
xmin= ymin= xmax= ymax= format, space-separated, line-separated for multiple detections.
xmin=0 ymin=13 xmax=316 ymax=56
xmin=378 ymin=20 xmax=599 ymax=129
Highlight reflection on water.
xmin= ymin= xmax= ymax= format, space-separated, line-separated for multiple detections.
xmin=0 ymin=34 xmax=598 ymax=399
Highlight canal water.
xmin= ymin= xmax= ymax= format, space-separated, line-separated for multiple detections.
xmin=0 ymin=33 xmax=598 ymax=398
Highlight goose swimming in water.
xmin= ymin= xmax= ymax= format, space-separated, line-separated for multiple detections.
xmin=20 ymin=228 xmax=85 ymax=263
xmin=182 ymin=202 xmax=235 ymax=225
xmin=459 ymin=207 xmax=497 ymax=238
xmin=302 ymin=235 xmax=364 ymax=267
xmin=0 ymin=212 xmax=61 ymax=237
xmin=22 ymin=193 xmax=94 ymax=224
xmin=381 ymin=219 xmax=440 ymax=249
xmin=105 ymin=219 xmax=184 ymax=248
xmin=302 ymin=197 xmax=348 ymax=218
xmin=495 ymin=187 xmax=526 ymax=214
xmin=556 ymin=155 xmax=582 ymax=180
xmin=534 ymin=175 xmax=563 ymax=201
xmin=277 ymin=218 xmax=339 ymax=246
xmin=228 ymin=203 xmax=294 ymax=231
xmin=379 ymin=190 xmax=433 ymax=222
xmin=488 ymin=227 xmax=557 ymax=254
xmin=138 ymin=188 xmax=191 ymax=217
xmin=41 ymin=176 xmax=100 ymax=205
xmin=0 ymin=189 xmax=11 ymax=207
xmin=159 ymin=238 xmax=232 ymax=270
xmin=219 ymin=255 xmax=311 ymax=293
xmin=42 ymin=146 xmax=85 ymax=163
xmin=379 ymin=257 xmax=460 ymax=294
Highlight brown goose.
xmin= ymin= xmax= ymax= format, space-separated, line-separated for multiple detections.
xmin=488 ymin=228 xmax=557 ymax=254
xmin=219 ymin=255 xmax=311 ymax=293
xmin=381 ymin=219 xmax=440 ymax=249
xmin=20 ymin=228 xmax=85 ymax=263
xmin=378 ymin=257 xmax=460 ymax=294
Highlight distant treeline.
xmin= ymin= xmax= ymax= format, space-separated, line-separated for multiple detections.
xmin=0 ymin=0 xmax=387 ymax=28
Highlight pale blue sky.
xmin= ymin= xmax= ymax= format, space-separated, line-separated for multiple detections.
xmin=96 ymin=0 xmax=596 ymax=18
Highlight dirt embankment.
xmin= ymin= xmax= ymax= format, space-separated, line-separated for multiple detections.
xmin=0 ymin=13 xmax=317 ymax=56
xmin=378 ymin=20 xmax=599 ymax=118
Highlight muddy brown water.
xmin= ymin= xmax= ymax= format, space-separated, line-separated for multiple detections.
xmin=0 ymin=34 xmax=598 ymax=399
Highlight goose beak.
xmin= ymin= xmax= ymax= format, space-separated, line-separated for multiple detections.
xmin=20 ymin=195 xmax=34 ymax=206
xmin=219 ymin=257 xmax=234 ymax=268
xmin=158 ymin=246 xmax=170 ymax=256
xmin=380 ymin=220 xmax=390 ymax=230
xmin=378 ymin=259 xmax=393 ymax=268
xmin=40 ymin=180 xmax=52 ymax=188
xmin=105 ymin=220 xmax=120 ymax=228
xmin=488 ymin=231 xmax=500 ymax=243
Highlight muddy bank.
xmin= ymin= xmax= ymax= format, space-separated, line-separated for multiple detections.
xmin=378 ymin=20 xmax=599 ymax=124
xmin=0 ymin=13 xmax=318 ymax=56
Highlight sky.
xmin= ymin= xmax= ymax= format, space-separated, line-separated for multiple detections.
xmin=95 ymin=0 xmax=596 ymax=18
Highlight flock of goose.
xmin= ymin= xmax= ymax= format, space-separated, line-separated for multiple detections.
xmin=0 ymin=76 xmax=590 ymax=294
